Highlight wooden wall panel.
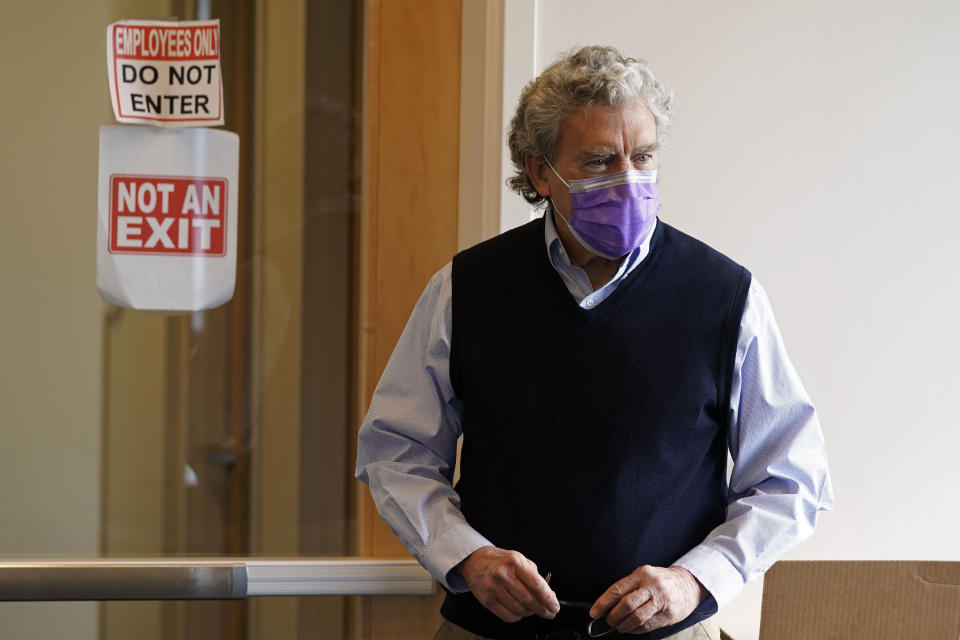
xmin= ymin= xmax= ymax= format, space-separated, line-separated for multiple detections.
xmin=355 ymin=0 xmax=462 ymax=637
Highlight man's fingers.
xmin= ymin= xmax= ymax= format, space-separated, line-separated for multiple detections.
xmin=604 ymin=588 xmax=652 ymax=627
xmin=458 ymin=547 xmax=558 ymax=622
xmin=473 ymin=581 xmax=529 ymax=621
xmin=495 ymin=591 xmax=531 ymax=620
xmin=592 ymin=565 xmax=707 ymax=635
xmin=614 ymin=595 xmax=660 ymax=634
xmin=484 ymin=597 xmax=523 ymax=623
xmin=590 ymin=574 xmax=639 ymax=619
xmin=488 ymin=552 xmax=557 ymax=618
xmin=513 ymin=560 xmax=560 ymax=616
xmin=502 ymin=576 xmax=557 ymax=619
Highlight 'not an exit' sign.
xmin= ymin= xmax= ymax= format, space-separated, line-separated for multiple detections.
xmin=108 ymin=175 xmax=227 ymax=256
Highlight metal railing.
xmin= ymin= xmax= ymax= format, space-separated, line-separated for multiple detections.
xmin=0 ymin=557 xmax=434 ymax=601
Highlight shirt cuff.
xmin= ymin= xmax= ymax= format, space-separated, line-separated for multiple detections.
xmin=423 ymin=522 xmax=493 ymax=593
xmin=672 ymin=544 xmax=746 ymax=609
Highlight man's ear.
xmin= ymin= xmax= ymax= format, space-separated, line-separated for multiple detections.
xmin=524 ymin=154 xmax=551 ymax=197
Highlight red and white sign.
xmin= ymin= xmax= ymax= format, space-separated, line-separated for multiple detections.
xmin=106 ymin=20 xmax=224 ymax=126
xmin=98 ymin=126 xmax=238 ymax=311
xmin=109 ymin=175 xmax=227 ymax=256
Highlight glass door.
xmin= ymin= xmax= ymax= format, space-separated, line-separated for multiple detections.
xmin=0 ymin=0 xmax=461 ymax=638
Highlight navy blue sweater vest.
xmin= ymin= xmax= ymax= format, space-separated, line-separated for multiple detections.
xmin=443 ymin=217 xmax=751 ymax=639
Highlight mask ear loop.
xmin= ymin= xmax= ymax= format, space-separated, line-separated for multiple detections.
xmin=541 ymin=156 xmax=573 ymax=225
xmin=542 ymin=156 xmax=571 ymax=189
xmin=549 ymin=197 xmax=568 ymax=224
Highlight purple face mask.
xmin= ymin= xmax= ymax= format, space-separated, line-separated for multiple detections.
xmin=546 ymin=160 xmax=660 ymax=260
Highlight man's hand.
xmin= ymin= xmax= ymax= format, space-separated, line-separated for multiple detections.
xmin=589 ymin=566 xmax=707 ymax=635
xmin=455 ymin=546 xmax=560 ymax=623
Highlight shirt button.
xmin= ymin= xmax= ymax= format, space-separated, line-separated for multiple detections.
xmin=586 ymin=299 xmax=595 ymax=308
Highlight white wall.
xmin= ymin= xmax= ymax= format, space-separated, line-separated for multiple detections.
xmin=500 ymin=1 xmax=960 ymax=638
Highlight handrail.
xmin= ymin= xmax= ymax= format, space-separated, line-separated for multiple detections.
xmin=0 ymin=557 xmax=434 ymax=601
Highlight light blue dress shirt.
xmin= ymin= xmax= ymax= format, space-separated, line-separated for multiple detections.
xmin=356 ymin=214 xmax=834 ymax=609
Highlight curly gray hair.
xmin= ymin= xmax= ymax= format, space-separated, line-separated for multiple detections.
xmin=507 ymin=45 xmax=673 ymax=205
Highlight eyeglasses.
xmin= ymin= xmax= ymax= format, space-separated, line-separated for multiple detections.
xmin=542 ymin=573 xmax=617 ymax=639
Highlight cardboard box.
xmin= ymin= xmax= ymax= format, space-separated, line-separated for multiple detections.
xmin=759 ymin=561 xmax=960 ymax=639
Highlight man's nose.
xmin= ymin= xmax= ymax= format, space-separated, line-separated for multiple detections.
xmin=608 ymin=157 xmax=631 ymax=173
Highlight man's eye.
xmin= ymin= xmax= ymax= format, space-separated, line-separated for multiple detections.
xmin=588 ymin=158 xmax=607 ymax=167
xmin=634 ymin=154 xmax=651 ymax=163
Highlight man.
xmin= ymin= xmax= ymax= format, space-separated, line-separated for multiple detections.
xmin=356 ymin=45 xmax=833 ymax=640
